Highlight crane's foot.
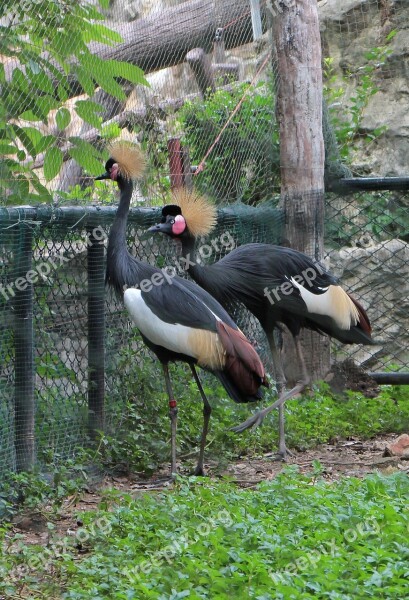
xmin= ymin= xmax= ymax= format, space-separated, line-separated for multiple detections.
xmin=230 ymin=410 xmax=267 ymax=433
xmin=274 ymin=445 xmax=295 ymax=461
xmin=231 ymin=391 xmax=290 ymax=434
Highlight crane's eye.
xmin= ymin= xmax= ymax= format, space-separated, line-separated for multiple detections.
xmin=170 ymin=219 xmax=175 ymax=224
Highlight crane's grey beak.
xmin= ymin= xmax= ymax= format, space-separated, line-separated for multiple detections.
xmin=148 ymin=223 xmax=167 ymax=233
xmin=95 ymin=172 xmax=110 ymax=181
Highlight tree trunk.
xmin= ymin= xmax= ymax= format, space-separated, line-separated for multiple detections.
xmin=4 ymin=0 xmax=267 ymax=95
xmin=273 ymin=0 xmax=330 ymax=383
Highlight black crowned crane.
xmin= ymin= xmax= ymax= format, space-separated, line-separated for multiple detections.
xmin=95 ymin=143 xmax=269 ymax=476
xmin=148 ymin=188 xmax=375 ymax=458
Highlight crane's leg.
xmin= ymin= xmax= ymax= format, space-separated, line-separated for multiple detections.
xmin=162 ymin=364 xmax=178 ymax=477
xmin=231 ymin=333 xmax=310 ymax=437
xmin=266 ymin=330 xmax=293 ymax=460
xmin=293 ymin=333 xmax=310 ymax=392
xmin=190 ymin=365 xmax=212 ymax=476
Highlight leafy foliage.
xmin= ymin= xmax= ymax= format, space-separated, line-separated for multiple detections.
xmin=2 ymin=471 xmax=409 ymax=598
xmin=323 ymin=32 xmax=396 ymax=165
xmin=177 ymin=81 xmax=280 ymax=204
xmin=0 ymin=0 xmax=148 ymax=204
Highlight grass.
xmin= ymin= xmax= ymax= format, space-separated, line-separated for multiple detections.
xmin=99 ymin=374 xmax=409 ymax=473
xmin=1 ymin=471 xmax=409 ymax=599
xmin=1 ymin=382 xmax=408 ymax=599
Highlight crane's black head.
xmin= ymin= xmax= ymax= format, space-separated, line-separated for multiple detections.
xmin=148 ymin=205 xmax=188 ymax=237
xmin=148 ymin=189 xmax=217 ymax=241
xmin=95 ymin=143 xmax=146 ymax=187
xmin=95 ymin=158 xmax=120 ymax=182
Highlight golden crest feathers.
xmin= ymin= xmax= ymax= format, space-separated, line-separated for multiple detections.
xmin=108 ymin=141 xmax=146 ymax=180
xmin=171 ymin=188 xmax=217 ymax=237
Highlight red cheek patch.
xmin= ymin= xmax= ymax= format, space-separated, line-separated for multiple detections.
xmin=172 ymin=215 xmax=186 ymax=235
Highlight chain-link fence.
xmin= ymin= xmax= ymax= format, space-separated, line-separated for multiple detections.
xmin=1 ymin=181 xmax=409 ymax=476
xmin=1 ymin=0 xmax=409 ymax=478
xmin=326 ymin=180 xmax=409 ymax=372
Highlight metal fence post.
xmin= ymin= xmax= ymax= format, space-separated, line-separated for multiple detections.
xmin=87 ymin=225 xmax=105 ymax=437
xmin=13 ymin=223 xmax=35 ymax=471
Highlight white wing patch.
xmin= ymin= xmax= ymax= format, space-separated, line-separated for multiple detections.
xmin=290 ymin=279 xmax=359 ymax=330
xmin=123 ymin=288 xmax=225 ymax=368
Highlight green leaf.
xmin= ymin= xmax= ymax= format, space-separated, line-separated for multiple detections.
xmin=27 ymin=59 xmax=41 ymax=75
xmin=55 ymin=107 xmax=71 ymax=131
xmin=74 ymin=66 xmax=96 ymax=97
xmin=31 ymin=95 xmax=59 ymax=123
xmin=11 ymin=125 xmax=39 ymax=158
xmin=27 ymin=71 xmax=54 ymax=95
xmin=75 ymin=100 xmax=104 ymax=129
xmin=57 ymin=82 xmax=70 ymax=103
xmin=82 ymin=23 xmax=123 ymax=45
xmin=108 ymin=59 xmax=149 ymax=87
xmin=35 ymin=135 xmax=56 ymax=155
xmin=0 ymin=143 xmax=16 ymax=154
xmin=51 ymin=30 xmax=83 ymax=60
xmin=11 ymin=68 xmax=29 ymax=92
xmin=101 ymin=122 xmax=121 ymax=139
xmin=68 ymin=138 xmax=104 ymax=175
xmin=30 ymin=175 xmax=53 ymax=202
xmin=93 ymin=68 xmax=125 ymax=100
xmin=43 ymin=146 xmax=63 ymax=181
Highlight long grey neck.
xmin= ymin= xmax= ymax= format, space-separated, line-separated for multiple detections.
xmin=108 ymin=179 xmax=133 ymax=259
xmin=106 ymin=178 xmax=145 ymax=294
xmin=179 ymin=233 xmax=208 ymax=286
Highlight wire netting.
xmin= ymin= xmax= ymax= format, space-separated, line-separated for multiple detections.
xmin=1 ymin=187 xmax=409 ymax=476
xmin=1 ymin=0 xmax=409 ymax=478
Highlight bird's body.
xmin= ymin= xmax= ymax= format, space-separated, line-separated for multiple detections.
xmin=187 ymin=242 xmax=372 ymax=346
xmin=122 ymin=275 xmax=266 ymax=404
xmin=149 ymin=189 xmax=374 ymax=456
xmin=96 ymin=144 xmax=267 ymax=475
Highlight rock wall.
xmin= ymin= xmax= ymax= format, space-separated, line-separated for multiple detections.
xmin=319 ymin=0 xmax=409 ymax=176
xmin=328 ymin=239 xmax=409 ymax=368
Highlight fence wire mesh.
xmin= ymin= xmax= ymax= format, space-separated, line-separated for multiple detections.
xmin=1 ymin=187 xmax=409 ymax=476
xmin=1 ymin=0 xmax=409 ymax=479
xmin=1 ymin=0 xmax=407 ymax=203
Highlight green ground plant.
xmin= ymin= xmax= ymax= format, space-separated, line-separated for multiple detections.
xmin=1 ymin=471 xmax=409 ymax=598
xmin=3 ymin=368 xmax=408 ymax=519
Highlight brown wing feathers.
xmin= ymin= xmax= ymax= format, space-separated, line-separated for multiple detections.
xmin=216 ymin=321 xmax=268 ymax=396
xmin=348 ymin=293 xmax=372 ymax=335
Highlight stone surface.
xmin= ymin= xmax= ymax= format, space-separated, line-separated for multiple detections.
xmin=319 ymin=0 xmax=409 ymax=175
xmin=383 ymin=434 xmax=409 ymax=457
xmin=328 ymin=239 xmax=409 ymax=368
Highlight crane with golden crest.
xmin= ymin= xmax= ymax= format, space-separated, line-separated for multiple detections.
xmin=148 ymin=188 xmax=375 ymax=459
xmin=95 ymin=142 xmax=269 ymax=476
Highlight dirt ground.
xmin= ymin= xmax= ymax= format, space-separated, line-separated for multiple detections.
xmin=9 ymin=433 xmax=409 ymax=549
